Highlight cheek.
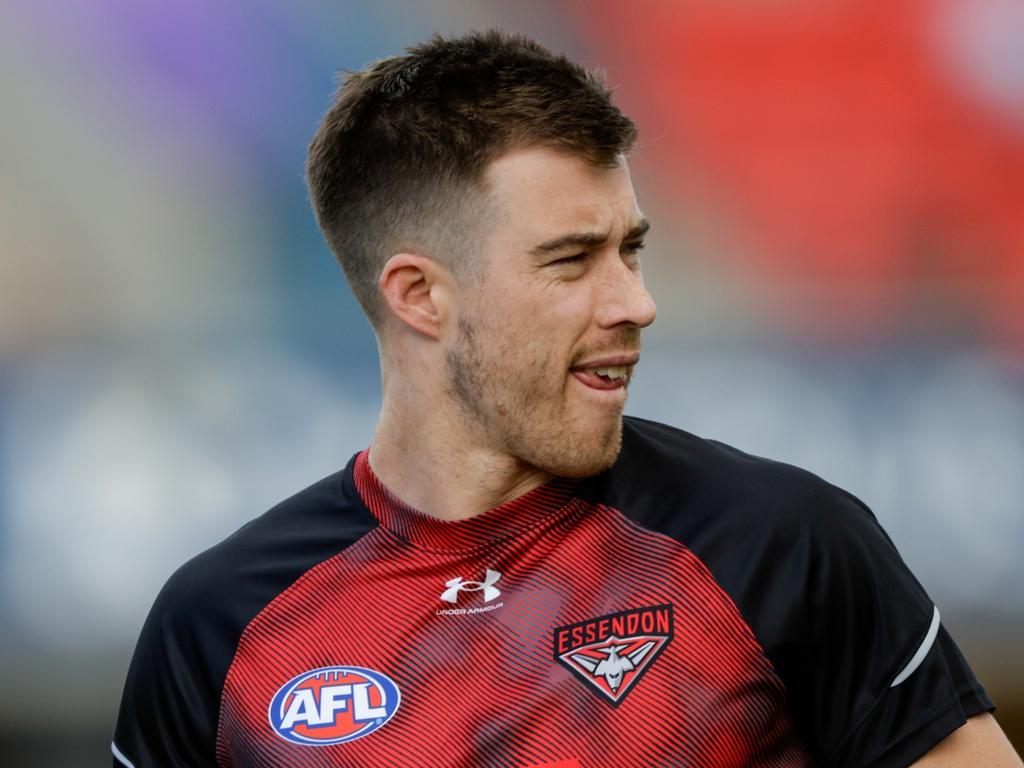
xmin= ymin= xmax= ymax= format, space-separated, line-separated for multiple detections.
xmin=499 ymin=313 xmax=573 ymax=374
xmin=501 ymin=291 xmax=587 ymax=343
xmin=473 ymin=282 xmax=592 ymax=378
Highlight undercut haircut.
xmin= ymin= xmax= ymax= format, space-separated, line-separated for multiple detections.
xmin=306 ymin=30 xmax=637 ymax=328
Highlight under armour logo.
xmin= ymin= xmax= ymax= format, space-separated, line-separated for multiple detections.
xmin=440 ymin=569 xmax=502 ymax=604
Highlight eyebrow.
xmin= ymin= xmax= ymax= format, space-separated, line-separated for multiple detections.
xmin=529 ymin=218 xmax=651 ymax=256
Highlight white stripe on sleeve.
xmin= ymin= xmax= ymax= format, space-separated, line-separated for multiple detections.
xmin=111 ymin=741 xmax=136 ymax=768
xmin=890 ymin=605 xmax=941 ymax=688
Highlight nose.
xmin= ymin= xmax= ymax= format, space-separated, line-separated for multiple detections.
xmin=595 ymin=257 xmax=657 ymax=330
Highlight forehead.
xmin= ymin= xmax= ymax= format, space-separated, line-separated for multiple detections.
xmin=482 ymin=148 xmax=643 ymax=245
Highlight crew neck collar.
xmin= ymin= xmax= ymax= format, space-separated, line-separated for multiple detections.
xmin=353 ymin=450 xmax=582 ymax=551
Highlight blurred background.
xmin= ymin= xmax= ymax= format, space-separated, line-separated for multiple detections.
xmin=1 ymin=0 xmax=1021 ymax=764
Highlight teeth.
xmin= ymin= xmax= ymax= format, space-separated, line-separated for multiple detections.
xmin=593 ymin=366 xmax=628 ymax=380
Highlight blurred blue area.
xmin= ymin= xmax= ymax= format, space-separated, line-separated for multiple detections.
xmin=0 ymin=0 xmax=1021 ymax=759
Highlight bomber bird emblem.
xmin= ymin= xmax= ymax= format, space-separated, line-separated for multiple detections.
xmin=570 ymin=640 xmax=657 ymax=693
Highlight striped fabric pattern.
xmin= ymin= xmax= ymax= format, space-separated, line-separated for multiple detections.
xmin=214 ymin=452 xmax=812 ymax=767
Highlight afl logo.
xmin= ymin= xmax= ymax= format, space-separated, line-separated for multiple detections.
xmin=268 ymin=666 xmax=400 ymax=746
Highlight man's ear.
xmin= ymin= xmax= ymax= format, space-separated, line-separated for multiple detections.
xmin=379 ymin=253 xmax=452 ymax=339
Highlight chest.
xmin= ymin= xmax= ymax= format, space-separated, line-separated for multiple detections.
xmin=216 ymin=505 xmax=813 ymax=767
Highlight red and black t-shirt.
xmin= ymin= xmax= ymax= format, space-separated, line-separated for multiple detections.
xmin=113 ymin=417 xmax=992 ymax=767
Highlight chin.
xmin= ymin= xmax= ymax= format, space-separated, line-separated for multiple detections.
xmin=526 ymin=416 xmax=624 ymax=479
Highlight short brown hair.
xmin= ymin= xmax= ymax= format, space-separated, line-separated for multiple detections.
xmin=306 ymin=30 xmax=637 ymax=327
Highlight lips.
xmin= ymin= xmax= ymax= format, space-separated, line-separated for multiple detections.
xmin=571 ymin=369 xmax=627 ymax=390
xmin=570 ymin=353 xmax=639 ymax=391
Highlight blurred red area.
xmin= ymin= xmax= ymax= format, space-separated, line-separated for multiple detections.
xmin=573 ymin=0 xmax=1024 ymax=346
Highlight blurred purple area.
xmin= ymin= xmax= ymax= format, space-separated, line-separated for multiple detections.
xmin=0 ymin=1 xmax=1020 ymax=762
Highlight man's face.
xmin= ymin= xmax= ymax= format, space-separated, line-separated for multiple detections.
xmin=445 ymin=147 xmax=657 ymax=477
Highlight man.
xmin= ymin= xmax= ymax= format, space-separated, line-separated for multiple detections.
xmin=113 ymin=31 xmax=1021 ymax=767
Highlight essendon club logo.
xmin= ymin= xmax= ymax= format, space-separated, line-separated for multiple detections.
xmin=553 ymin=604 xmax=673 ymax=706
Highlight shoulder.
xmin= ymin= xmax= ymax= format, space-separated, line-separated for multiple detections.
xmin=113 ymin=458 xmax=378 ymax=764
xmin=155 ymin=461 xmax=378 ymax=640
xmin=593 ymin=417 xmax=918 ymax=660
xmin=588 ymin=418 xmax=990 ymax=767
xmin=603 ymin=417 xmax=908 ymax=613
xmin=594 ymin=415 xmax=874 ymax=544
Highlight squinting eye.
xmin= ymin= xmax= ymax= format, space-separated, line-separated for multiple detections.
xmin=622 ymin=243 xmax=645 ymax=265
xmin=553 ymin=253 xmax=587 ymax=265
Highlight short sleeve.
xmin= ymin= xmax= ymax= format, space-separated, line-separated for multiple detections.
xmin=799 ymin=491 xmax=993 ymax=767
xmin=112 ymin=566 xmax=222 ymax=767
xmin=111 ymin=460 xmax=373 ymax=767
xmin=603 ymin=422 xmax=995 ymax=766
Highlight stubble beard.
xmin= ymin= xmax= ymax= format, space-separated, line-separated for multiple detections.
xmin=445 ymin=317 xmax=625 ymax=479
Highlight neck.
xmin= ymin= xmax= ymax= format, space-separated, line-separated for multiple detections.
xmin=370 ymin=387 xmax=552 ymax=522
